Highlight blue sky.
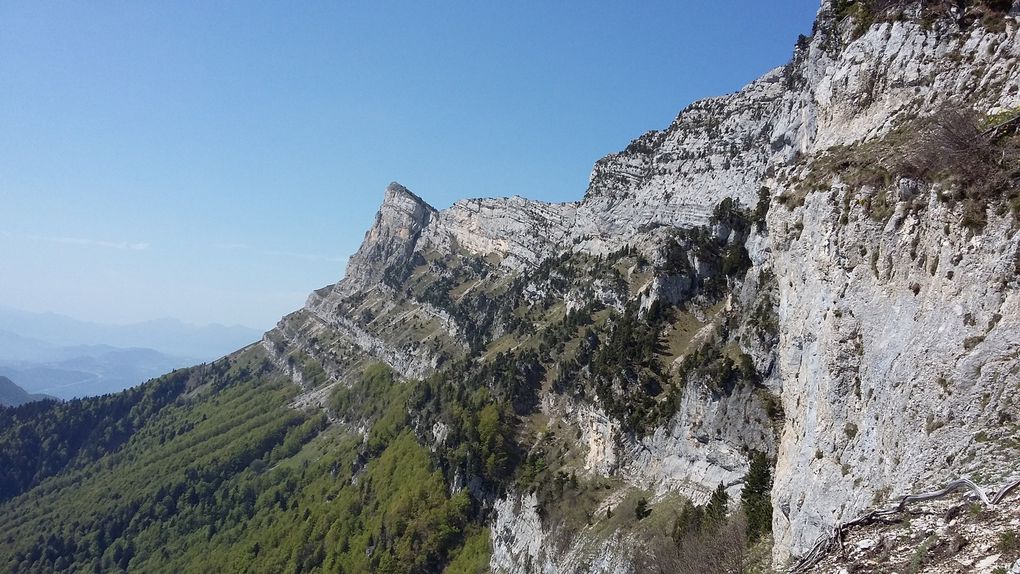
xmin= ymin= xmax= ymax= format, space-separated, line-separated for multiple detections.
xmin=1 ymin=1 xmax=819 ymax=330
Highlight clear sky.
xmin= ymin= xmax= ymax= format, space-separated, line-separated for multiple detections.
xmin=1 ymin=1 xmax=820 ymax=330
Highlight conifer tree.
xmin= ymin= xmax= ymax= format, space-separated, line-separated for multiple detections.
xmin=740 ymin=451 xmax=773 ymax=542
xmin=706 ymin=483 xmax=729 ymax=526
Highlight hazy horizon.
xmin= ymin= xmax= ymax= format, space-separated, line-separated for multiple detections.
xmin=0 ymin=304 xmax=260 ymax=331
xmin=2 ymin=0 xmax=819 ymax=329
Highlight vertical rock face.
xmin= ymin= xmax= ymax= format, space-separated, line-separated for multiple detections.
xmin=758 ymin=5 xmax=1020 ymax=561
xmin=769 ymin=184 xmax=1020 ymax=561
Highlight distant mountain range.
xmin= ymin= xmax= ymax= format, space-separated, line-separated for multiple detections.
xmin=0 ymin=376 xmax=54 ymax=407
xmin=0 ymin=307 xmax=262 ymax=359
xmin=0 ymin=308 xmax=263 ymax=400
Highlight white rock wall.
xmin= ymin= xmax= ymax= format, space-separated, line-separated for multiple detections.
xmin=769 ymin=182 xmax=1020 ymax=562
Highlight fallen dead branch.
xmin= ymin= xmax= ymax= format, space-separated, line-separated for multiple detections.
xmin=789 ymin=476 xmax=1020 ymax=573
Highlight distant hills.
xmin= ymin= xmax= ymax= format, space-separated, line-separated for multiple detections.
xmin=0 ymin=376 xmax=54 ymax=407
xmin=0 ymin=307 xmax=262 ymax=359
xmin=0 ymin=308 xmax=263 ymax=400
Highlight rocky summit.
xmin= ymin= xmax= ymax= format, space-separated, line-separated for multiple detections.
xmin=2 ymin=1 xmax=1020 ymax=573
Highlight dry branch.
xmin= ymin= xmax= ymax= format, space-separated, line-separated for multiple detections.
xmin=789 ymin=475 xmax=1020 ymax=573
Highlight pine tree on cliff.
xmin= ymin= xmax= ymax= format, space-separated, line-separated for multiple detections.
xmin=740 ymin=451 xmax=773 ymax=542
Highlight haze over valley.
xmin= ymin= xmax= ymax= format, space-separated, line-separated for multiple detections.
xmin=0 ymin=307 xmax=260 ymax=398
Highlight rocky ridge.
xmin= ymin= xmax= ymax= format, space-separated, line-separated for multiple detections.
xmin=260 ymin=1 xmax=1020 ymax=571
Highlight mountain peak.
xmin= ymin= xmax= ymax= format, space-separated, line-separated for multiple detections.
xmin=374 ymin=182 xmax=435 ymax=238
xmin=384 ymin=181 xmax=435 ymax=214
xmin=321 ymin=183 xmax=436 ymax=299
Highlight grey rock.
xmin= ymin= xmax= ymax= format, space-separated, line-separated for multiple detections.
xmin=262 ymin=3 xmax=1020 ymax=571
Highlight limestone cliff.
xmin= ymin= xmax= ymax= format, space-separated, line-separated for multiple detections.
xmin=260 ymin=1 xmax=1020 ymax=571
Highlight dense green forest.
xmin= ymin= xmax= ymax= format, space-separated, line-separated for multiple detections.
xmin=0 ymin=335 xmax=527 ymax=573
xmin=0 ymin=352 xmax=508 ymax=573
xmin=0 ymin=369 xmax=190 ymax=503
